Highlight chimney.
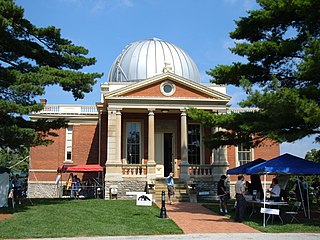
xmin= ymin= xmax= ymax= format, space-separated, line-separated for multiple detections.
xmin=40 ymin=99 xmax=47 ymax=105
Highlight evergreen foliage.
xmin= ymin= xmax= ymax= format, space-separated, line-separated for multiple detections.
xmin=0 ymin=0 xmax=103 ymax=150
xmin=188 ymin=0 xmax=320 ymax=148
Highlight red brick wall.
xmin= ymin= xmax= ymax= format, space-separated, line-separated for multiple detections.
xmin=29 ymin=124 xmax=99 ymax=181
xmin=122 ymin=80 xmax=211 ymax=98
xmin=227 ymin=140 xmax=280 ymax=182
xmin=30 ymin=128 xmax=66 ymax=172
xmin=72 ymin=124 xmax=99 ymax=165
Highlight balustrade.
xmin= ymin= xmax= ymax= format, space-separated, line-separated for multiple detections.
xmin=189 ymin=164 xmax=212 ymax=177
xmin=122 ymin=164 xmax=147 ymax=176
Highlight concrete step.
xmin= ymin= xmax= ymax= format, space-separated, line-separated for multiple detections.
xmin=153 ymin=179 xmax=190 ymax=202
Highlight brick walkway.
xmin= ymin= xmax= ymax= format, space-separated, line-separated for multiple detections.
xmin=158 ymin=202 xmax=260 ymax=234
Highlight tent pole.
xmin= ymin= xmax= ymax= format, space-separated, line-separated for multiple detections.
xmin=297 ymin=176 xmax=307 ymax=217
xmin=307 ymin=183 xmax=310 ymax=219
xmin=263 ymin=174 xmax=266 ymax=227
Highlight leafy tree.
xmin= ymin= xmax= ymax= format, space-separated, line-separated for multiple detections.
xmin=188 ymin=0 xmax=320 ymax=148
xmin=0 ymin=147 xmax=29 ymax=173
xmin=0 ymin=1 xmax=103 ymax=151
xmin=305 ymin=149 xmax=320 ymax=163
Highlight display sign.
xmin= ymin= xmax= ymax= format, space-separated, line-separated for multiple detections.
xmin=136 ymin=193 xmax=152 ymax=206
xmin=260 ymin=208 xmax=280 ymax=215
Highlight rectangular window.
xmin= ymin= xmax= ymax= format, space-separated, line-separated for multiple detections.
xmin=187 ymin=124 xmax=201 ymax=164
xmin=126 ymin=122 xmax=141 ymax=164
xmin=238 ymin=143 xmax=252 ymax=166
xmin=65 ymin=126 xmax=73 ymax=162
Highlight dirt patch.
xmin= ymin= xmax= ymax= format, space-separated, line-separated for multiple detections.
xmin=0 ymin=213 xmax=13 ymax=221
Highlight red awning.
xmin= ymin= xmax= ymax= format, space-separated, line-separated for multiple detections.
xmin=57 ymin=164 xmax=103 ymax=173
xmin=57 ymin=164 xmax=75 ymax=173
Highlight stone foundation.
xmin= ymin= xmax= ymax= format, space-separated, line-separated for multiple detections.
xmin=105 ymin=179 xmax=148 ymax=200
xmin=28 ymin=182 xmax=58 ymax=198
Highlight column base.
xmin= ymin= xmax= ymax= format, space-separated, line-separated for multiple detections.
xmin=105 ymin=163 xmax=123 ymax=181
xmin=212 ymin=162 xmax=229 ymax=181
xmin=147 ymin=162 xmax=157 ymax=180
xmin=179 ymin=161 xmax=190 ymax=180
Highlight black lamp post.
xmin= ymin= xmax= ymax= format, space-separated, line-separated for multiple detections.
xmin=160 ymin=190 xmax=167 ymax=218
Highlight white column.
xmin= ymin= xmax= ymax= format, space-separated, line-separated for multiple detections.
xmin=115 ymin=110 xmax=122 ymax=163
xmin=180 ymin=110 xmax=189 ymax=180
xmin=212 ymin=127 xmax=229 ymax=181
xmin=105 ymin=109 xmax=123 ymax=181
xmin=147 ymin=109 xmax=156 ymax=180
xmin=148 ymin=110 xmax=155 ymax=163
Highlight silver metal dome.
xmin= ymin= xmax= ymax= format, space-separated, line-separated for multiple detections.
xmin=108 ymin=38 xmax=201 ymax=83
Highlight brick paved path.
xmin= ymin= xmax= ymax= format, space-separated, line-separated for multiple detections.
xmin=160 ymin=202 xmax=260 ymax=234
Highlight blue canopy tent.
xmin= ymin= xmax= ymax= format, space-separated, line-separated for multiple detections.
xmin=0 ymin=167 xmax=10 ymax=208
xmin=246 ymin=153 xmax=320 ymax=175
xmin=246 ymin=153 xmax=320 ymax=224
xmin=227 ymin=158 xmax=266 ymax=175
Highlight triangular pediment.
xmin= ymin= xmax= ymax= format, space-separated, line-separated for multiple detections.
xmin=104 ymin=72 xmax=231 ymax=101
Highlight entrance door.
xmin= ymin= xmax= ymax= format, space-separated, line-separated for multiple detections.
xmin=164 ymin=133 xmax=173 ymax=177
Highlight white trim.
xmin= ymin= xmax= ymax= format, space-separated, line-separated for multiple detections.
xmin=65 ymin=126 xmax=73 ymax=162
xmin=124 ymin=121 xmax=144 ymax=164
xmin=104 ymin=72 xmax=231 ymax=100
xmin=29 ymin=169 xmax=57 ymax=173
xmin=160 ymin=80 xmax=176 ymax=96
xmin=235 ymin=144 xmax=254 ymax=167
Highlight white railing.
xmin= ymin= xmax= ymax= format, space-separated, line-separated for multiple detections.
xmin=227 ymin=107 xmax=259 ymax=114
xmin=36 ymin=105 xmax=98 ymax=115
xmin=122 ymin=164 xmax=147 ymax=176
xmin=189 ymin=164 xmax=212 ymax=177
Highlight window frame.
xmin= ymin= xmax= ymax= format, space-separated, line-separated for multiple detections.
xmin=187 ymin=123 xmax=202 ymax=165
xmin=65 ymin=126 xmax=73 ymax=163
xmin=125 ymin=121 xmax=143 ymax=164
xmin=236 ymin=143 xmax=254 ymax=166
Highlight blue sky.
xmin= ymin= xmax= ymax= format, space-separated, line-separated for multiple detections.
xmin=16 ymin=0 xmax=319 ymax=157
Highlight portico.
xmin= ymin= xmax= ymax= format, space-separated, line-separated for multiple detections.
xmin=101 ymin=70 xmax=231 ymax=199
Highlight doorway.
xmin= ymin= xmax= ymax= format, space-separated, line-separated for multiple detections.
xmin=164 ymin=133 xmax=173 ymax=177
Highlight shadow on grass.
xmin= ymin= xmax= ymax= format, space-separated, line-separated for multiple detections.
xmin=203 ymin=202 xmax=320 ymax=233
xmin=0 ymin=198 xmax=80 ymax=214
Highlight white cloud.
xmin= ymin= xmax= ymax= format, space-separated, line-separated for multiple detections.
xmin=59 ymin=0 xmax=134 ymax=14
xmin=223 ymin=0 xmax=256 ymax=10
xmin=281 ymin=138 xmax=320 ymax=158
xmin=90 ymin=0 xmax=107 ymax=14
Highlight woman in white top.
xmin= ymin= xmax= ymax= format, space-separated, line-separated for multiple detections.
xmin=269 ymin=178 xmax=281 ymax=201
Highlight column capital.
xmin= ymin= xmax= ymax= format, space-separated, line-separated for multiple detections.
xmin=116 ymin=110 xmax=122 ymax=115
xmin=180 ymin=110 xmax=187 ymax=116
xmin=107 ymin=107 xmax=122 ymax=112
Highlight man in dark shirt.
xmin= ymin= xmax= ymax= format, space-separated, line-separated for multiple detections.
xmin=217 ymin=175 xmax=228 ymax=214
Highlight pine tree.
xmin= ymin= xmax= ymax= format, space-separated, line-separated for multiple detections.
xmin=188 ymin=0 xmax=320 ymax=148
xmin=0 ymin=0 xmax=103 ymax=150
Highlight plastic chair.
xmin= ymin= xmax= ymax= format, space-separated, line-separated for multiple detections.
xmin=285 ymin=201 xmax=301 ymax=223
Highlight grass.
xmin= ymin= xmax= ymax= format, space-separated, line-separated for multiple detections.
xmin=203 ymin=201 xmax=320 ymax=233
xmin=0 ymin=199 xmax=183 ymax=239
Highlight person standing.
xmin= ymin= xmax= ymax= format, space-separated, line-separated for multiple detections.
xmin=13 ymin=174 xmax=23 ymax=205
xmin=235 ymin=175 xmax=246 ymax=222
xmin=217 ymin=175 xmax=228 ymax=214
xmin=167 ymin=172 xmax=175 ymax=205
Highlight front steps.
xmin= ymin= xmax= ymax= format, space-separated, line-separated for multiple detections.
xmin=149 ymin=179 xmax=218 ymax=203
xmin=152 ymin=178 xmax=189 ymax=203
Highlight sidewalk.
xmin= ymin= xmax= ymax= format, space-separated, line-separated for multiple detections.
xmin=25 ymin=233 xmax=320 ymax=240
xmin=161 ymin=202 xmax=260 ymax=233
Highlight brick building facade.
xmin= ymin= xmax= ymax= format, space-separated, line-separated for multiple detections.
xmin=28 ymin=38 xmax=280 ymax=200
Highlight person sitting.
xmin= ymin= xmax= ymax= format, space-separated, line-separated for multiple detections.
xmin=268 ymin=178 xmax=281 ymax=201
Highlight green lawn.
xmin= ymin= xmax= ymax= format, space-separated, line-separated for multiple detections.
xmin=204 ymin=202 xmax=320 ymax=233
xmin=0 ymin=199 xmax=183 ymax=239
